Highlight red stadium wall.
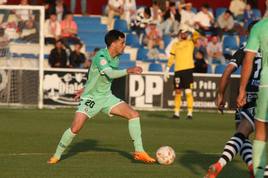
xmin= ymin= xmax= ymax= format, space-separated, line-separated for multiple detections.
xmin=7 ymin=0 xmax=266 ymax=15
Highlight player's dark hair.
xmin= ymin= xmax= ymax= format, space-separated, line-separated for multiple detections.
xmin=0 ymin=28 xmax=5 ymax=36
xmin=169 ymin=2 xmax=175 ymax=7
xmin=76 ymin=42 xmax=83 ymax=48
xmin=104 ymin=30 xmax=125 ymax=47
xmin=144 ymin=7 xmax=151 ymax=17
xmin=93 ymin=47 xmax=100 ymax=52
xmin=197 ymin=49 xmax=204 ymax=57
xmin=152 ymin=1 xmax=158 ymax=5
xmin=247 ymin=20 xmax=259 ymax=32
xmin=202 ymin=3 xmax=210 ymax=9
xmin=55 ymin=39 xmax=63 ymax=45
xmin=225 ymin=10 xmax=233 ymax=16
xmin=49 ymin=12 xmax=57 ymax=16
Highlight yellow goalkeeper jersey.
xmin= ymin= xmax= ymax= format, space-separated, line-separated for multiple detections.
xmin=167 ymin=39 xmax=194 ymax=72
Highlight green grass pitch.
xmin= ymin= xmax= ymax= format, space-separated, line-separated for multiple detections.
xmin=0 ymin=108 xmax=251 ymax=178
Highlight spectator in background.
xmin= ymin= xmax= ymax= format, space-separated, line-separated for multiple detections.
xmin=0 ymin=0 xmax=7 ymax=5
xmin=69 ymin=43 xmax=86 ymax=68
xmin=44 ymin=13 xmax=61 ymax=45
xmin=48 ymin=40 xmax=67 ymax=68
xmin=247 ymin=0 xmax=257 ymax=8
xmin=107 ymin=0 xmax=124 ymax=30
xmin=163 ymin=0 xmax=170 ymax=12
xmin=130 ymin=7 xmax=152 ymax=38
xmin=45 ymin=0 xmax=55 ymax=4
xmin=16 ymin=0 xmax=34 ymax=33
xmin=243 ymin=3 xmax=259 ymax=28
xmin=193 ymin=3 xmax=215 ymax=35
xmin=229 ymin=0 xmax=246 ymax=21
xmin=173 ymin=0 xmax=185 ymax=7
xmin=160 ymin=2 xmax=180 ymax=36
xmin=0 ymin=28 xmax=10 ymax=58
xmin=206 ymin=35 xmax=225 ymax=64
xmin=71 ymin=0 xmax=87 ymax=15
xmin=150 ymin=1 xmax=162 ymax=24
xmin=49 ymin=0 xmax=68 ymax=21
xmin=84 ymin=47 xmax=99 ymax=69
xmin=29 ymin=0 xmax=39 ymax=5
xmin=216 ymin=10 xmax=235 ymax=36
xmin=60 ymin=13 xmax=80 ymax=50
xmin=178 ymin=3 xmax=196 ymax=31
xmin=44 ymin=1 xmax=51 ymax=19
xmin=194 ymin=50 xmax=207 ymax=73
xmin=123 ymin=0 xmax=136 ymax=26
xmin=143 ymin=20 xmax=164 ymax=50
xmin=44 ymin=0 xmax=55 ymax=19
xmin=194 ymin=36 xmax=207 ymax=61
xmin=0 ymin=0 xmax=8 ymax=23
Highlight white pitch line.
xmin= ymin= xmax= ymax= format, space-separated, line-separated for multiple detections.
xmin=0 ymin=152 xmax=222 ymax=157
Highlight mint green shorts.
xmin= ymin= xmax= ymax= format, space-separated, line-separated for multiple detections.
xmin=76 ymin=95 xmax=123 ymax=118
xmin=255 ymin=87 xmax=268 ymax=122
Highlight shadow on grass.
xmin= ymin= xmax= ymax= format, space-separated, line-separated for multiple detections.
xmin=177 ymin=150 xmax=248 ymax=177
xmin=61 ymin=139 xmax=141 ymax=163
xmin=146 ymin=112 xmax=173 ymax=119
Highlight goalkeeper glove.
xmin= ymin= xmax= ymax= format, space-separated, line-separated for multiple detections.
xmin=163 ymin=67 xmax=170 ymax=82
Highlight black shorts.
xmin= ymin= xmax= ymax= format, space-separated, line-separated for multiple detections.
xmin=173 ymin=69 xmax=194 ymax=89
xmin=235 ymin=107 xmax=255 ymax=130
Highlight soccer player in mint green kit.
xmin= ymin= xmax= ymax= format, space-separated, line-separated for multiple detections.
xmin=48 ymin=30 xmax=156 ymax=164
xmin=237 ymin=19 xmax=268 ymax=178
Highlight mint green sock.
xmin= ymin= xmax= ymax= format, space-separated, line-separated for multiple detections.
xmin=54 ymin=128 xmax=76 ymax=159
xmin=128 ymin=118 xmax=144 ymax=152
xmin=253 ymin=140 xmax=267 ymax=178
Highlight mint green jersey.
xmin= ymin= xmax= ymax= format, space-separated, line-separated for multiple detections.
xmin=245 ymin=18 xmax=268 ymax=85
xmin=81 ymin=48 xmax=120 ymax=98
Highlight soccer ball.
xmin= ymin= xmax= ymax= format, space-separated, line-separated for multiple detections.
xmin=156 ymin=146 xmax=176 ymax=165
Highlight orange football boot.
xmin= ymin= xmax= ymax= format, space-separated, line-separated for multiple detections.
xmin=133 ymin=151 xmax=156 ymax=163
xmin=47 ymin=155 xmax=60 ymax=164
xmin=204 ymin=162 xmax=223 ymax=178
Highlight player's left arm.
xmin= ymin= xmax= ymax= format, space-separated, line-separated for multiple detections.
xmin=74 ymin=88 xmax=84 ymax=101
xmin=94 ymin=55 xmax=127 ymax=79
xmin=103 ymin=66 xmax=143 ymax=79
xmin=103 ymin=68 xmax=127 ymax=79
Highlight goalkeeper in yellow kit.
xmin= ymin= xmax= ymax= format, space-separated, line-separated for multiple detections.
xmin=164 ymin=27 xmax=195 ymax=119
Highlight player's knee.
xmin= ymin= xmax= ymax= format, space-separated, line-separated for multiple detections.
xmin=175 ymin=90 xmax=181 ymax=94
xmin=71 ymin=127 xmax=80 ymax=134
xmin=128 ymin=110 xmax=139 ymax=119
xmin=234 ymin=132 xmax=247 ymax=140
xmin=185 ymin=89 xmax=192 ymax=94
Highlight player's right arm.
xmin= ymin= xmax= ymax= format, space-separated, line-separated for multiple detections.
xmin=216 ymin=64 xmax=236 ymax=111
xmin=167 ymin=43 xmax=176 ymax=69
xmin=216 ymin=48 xmax=244 ymax=111
xmin=164 ymin=43 xmax=176 ymax=82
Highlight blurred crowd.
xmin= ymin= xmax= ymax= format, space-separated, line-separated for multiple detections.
xmin=0 ymin=0 xmax=267 ymax=72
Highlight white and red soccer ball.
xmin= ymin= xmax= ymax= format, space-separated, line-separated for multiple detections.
xmin=156 ymin=146 xmax=176 ymax=165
